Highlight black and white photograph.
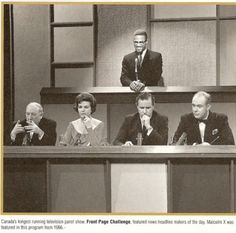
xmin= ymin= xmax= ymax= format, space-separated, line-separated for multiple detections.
xmin=2 ymin=1 xmax=236 ymax=221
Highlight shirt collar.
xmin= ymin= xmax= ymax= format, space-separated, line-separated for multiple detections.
xmin=202 ymin=111 xmax=209 ymax=120
xmin=141 ymin=48 xmax=147 ymax=60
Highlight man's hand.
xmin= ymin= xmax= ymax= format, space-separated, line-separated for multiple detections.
xmin=141 ymin=115 xmax=153 ymax=135
xmin=81 ymin=115 xmax=92 ymax=129
xmin=141 ymin=115 xmax=151 ymax=129
xmin=10 ymin=120 xmax=25 ymax=140
xmin=193 ymin=142 xmax=211 ymax=146
xmin=24 ymin=121 xmax=44 ymax=138
xmin=130 ymin=81 xmax=145 ymax=92
xmin=122 ymin=141 xmax=133 ymax=146
xmin=200 ymin=142 xmax=211 ymax=146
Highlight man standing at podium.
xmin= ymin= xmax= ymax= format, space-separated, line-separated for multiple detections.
xmin=173 ymin=91 xmax=235 ymax=145
xmin=10 ymin=102 xmax=57 ymax=146
xmin=113 ymin=92 xmax=168 ymax=146
xmin=120 ymin=29 xmax=163 ymax=92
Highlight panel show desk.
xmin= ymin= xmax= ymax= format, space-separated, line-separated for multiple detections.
xmin=4 ymin=146 xmax=236 ymax=213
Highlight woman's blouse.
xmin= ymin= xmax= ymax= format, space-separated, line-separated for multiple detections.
xmin=63 ymin=117 xmax=107 ymax=146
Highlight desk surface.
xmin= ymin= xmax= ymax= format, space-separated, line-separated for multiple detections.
xmin=4 ymin=145 xmax=236 ymax=159
xmin=41 ymin=86 xmax=236 ymax=104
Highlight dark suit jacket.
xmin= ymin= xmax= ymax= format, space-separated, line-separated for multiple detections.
xmin=173 ymin=111 xmax=235 ymax=145
xmin=113 ymin=111 xmax=168 ymax=145
xmin=120 ymin=49 xmax=163 ymax=86
xmin=11 ymin=117 xmax=57 ymax=146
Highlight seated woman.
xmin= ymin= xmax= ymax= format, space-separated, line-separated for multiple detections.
xmin=62 ymin=92 xmax=107 ymax=146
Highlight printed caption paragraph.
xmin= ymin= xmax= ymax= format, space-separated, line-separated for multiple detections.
xmin=1 ymin=215 xmax=236 ymax=233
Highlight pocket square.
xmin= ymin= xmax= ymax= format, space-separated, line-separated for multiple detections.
xmin=212 ymin=128 xmax=218 ymax=135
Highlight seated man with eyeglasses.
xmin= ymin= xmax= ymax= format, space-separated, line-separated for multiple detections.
xmin=10 ymin=102 xmax=57 ymax=146
xmin=120 ymin=29 xmax=163 ymax=92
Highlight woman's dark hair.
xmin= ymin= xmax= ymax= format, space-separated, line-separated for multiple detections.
xmin=73 ymin=92 xmax=97 ymax=114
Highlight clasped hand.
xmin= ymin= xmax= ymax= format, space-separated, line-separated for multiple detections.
xmin=123 ymin=141 xmax=133 ymax=146
xmin=11 ymin=120 xmax=25 ymax=138
xmin=193 ymin=142 xmax=211 ymax=146
xmin=141 ymin=115 xmax=151 ymax=129
xmin=24 ymin=120 xmax=43 ymax=137
xmin=81 ymin=115 xmax=92 ymax=129
xmin=130 ymin=80 xmax=145 ymax=92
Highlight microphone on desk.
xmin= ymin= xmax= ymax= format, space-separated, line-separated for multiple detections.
xmin=135 ymin=58 xmax=138 ymax=81
xmin=176 ymin=132 xmax=187 ymax=145
xmin=210 ymin=136 xmax=220 ymax=145
xmin=136 ymin=132 xmax=143 ymax=145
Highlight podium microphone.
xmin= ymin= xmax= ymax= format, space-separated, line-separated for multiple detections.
xmin=176 ymin=132 xmax=187 ymax=145
xmin=136 ymin=132 xmax=143 ymax=145
xmin=135 ymin=58 xmax=138 ymax=81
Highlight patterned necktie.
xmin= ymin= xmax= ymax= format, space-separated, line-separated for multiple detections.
xmin=142 ymin=125 xmax=147 ymax=138
xmin=138 ymin=54 xmax=142 ymax=67
xmin=22 ymin=133 xmax=31 ymax=146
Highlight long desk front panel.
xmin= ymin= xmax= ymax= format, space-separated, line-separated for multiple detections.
xmin=4 ymin=146 xmax=236 ymax=213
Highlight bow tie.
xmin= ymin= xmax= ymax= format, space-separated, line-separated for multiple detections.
xmin=198 ymin=119 xmax=208 ymax=124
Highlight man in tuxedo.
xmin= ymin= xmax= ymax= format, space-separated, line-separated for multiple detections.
xmin=120 ymin=29 xmax=163 ymax=92
xmin=113 ymin=92 xmax=168 ymax=146
xmin=173 ymin=91 xmax=235 ymax=145
xmin=10 ymin=102 xmax=57 ymax=145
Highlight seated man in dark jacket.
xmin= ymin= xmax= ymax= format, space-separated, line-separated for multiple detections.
xmin=113 ymin=92 xmax=168 ymax=146
xmin=173 ymin=91 xmax=235 ymax=145
xmin=10 ymin=102 xmax=57 ymax=146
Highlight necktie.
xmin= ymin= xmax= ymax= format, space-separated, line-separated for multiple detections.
xmin=138 ymin=54 xmax=142 ymax=66
xmin=142 ymin=125 xmax=147 ymax=138
xmin=22 ymin=133 xmax=31 ymax=146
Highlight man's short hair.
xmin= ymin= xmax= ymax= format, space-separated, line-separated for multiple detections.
xmin=135 ymin=92 xmax=155 ymax=106
xmin=26 ymin=102 xmax=44 ymax=114
xmin=133 ymin=29 xmax=148 ymax=41
xmin=193 ymin=91 xmax=212 ymax=105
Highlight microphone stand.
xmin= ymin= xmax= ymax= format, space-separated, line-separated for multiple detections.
xmin=135 ymin=58 xmax=139 ymax=81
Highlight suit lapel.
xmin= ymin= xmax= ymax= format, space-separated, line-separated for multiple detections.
xmin=141 ymin=49 xmax=149 ymax=69
xmin=136 ymin=115 xmax=142 ymax=133
xmin=204 ymin=112 xmax=215 ymax=143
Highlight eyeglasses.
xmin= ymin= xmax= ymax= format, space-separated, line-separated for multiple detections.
xmin=133 ymin=41 xmax=146 ymax=45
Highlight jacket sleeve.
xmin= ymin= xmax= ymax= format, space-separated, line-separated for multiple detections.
xmin=10 ymin=121 xmax=24 ymax=146
xmin=113 ymin=117 xmax=130 ymax=145
xmin=63 ymin=122 xmax=75 ymax=146
xmin=150 ymin=53 xmax=163 ymax=86
xmin=39 ymin=120 xmax=57 ymax=145
xmin=219 ymin=115 xmax=235 ymax=145
xmin=120 ymin=57 xmax=132 ymax=86
xmin=172 ymin=116 xmax=186 ymax=145
xmin=143 ymin=115 xmax=168 ymax=145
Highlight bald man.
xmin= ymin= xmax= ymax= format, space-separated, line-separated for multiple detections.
xmin=10 ymin=102 xmax=57 ymax=146
xmin=173 ymin=91 xmax=235 ymax=145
